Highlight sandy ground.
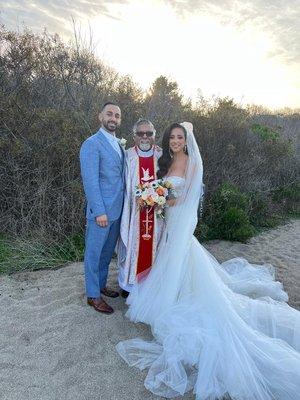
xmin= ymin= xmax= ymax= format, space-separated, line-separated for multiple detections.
xmin=0 ymin=219 xmax=299 ymax=400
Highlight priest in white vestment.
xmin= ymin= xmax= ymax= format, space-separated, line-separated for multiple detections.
xmin=117 ymin=119 xmax=163 ymax=297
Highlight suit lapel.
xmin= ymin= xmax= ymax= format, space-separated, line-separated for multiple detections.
xmin=119 ymin=143 xmax=125 ymax=163
xmin=97 ymin=130 xmax=122 ymax=169
xmin=119 ymin=144 xmax=126 ymax=181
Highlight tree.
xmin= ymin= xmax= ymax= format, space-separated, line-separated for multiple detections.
xmin=144 ymin=76 xmax=185 ymax=136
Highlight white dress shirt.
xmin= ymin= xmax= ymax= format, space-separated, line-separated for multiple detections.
xmin=100 ymin=128 xmax=122 ymax=158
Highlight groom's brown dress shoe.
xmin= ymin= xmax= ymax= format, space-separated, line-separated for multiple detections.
xmin=87 ymin=297 xmax=114 ymax=314
xmin=100 ymin=287 xmax=120 ymax=298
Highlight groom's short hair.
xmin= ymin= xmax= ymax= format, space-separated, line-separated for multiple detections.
xmin=101 ymin=101 xmax=120 ymax=111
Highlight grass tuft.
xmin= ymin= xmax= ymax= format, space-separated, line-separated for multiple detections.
xmin=0 ymin=233 xmax=84 ymax=275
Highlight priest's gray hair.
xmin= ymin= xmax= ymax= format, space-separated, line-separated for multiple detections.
xmin=132 ymin=118 xmax=156 ymax=136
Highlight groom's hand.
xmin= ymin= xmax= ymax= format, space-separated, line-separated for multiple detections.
xmin=96 ymin=214 xmax=108 ymax=227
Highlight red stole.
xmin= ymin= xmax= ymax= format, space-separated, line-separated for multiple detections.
xmin=136 ymin=151 xmax=156 ymax=280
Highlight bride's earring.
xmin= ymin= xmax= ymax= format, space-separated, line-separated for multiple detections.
xmin=169 ymin=148 xmax=173 ymax=158
xmin=184 ymin=145 xmax=187 ymax=153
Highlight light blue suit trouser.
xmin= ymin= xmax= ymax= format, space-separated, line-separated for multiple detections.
xmin=84 ymin=218 xmax=120 ymax=298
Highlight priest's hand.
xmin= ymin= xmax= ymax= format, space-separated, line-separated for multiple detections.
xmin=96 ymin=214 xmax=108 ymax=227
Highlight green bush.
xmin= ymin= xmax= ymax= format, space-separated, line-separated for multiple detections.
xmin=248 ymin=192 xmax=269 ymax=226
xmin=194 ymin=222 xmax=209 ymax=242
xmin=0 ymin=235 xmax=11 ymax=265
xmin=53 ymin=232 xmax=85 ymax=261
xmin=201 ymin=180 xmax=299 ymax=244
xmin=220 ymin=206 xmax=256 ymax=241
xmin=204 ymin=182 xmax=256 ymax=242
xmin=0 ymin=26 xmax=299 ymax=271
xmin=251 ymin=123 xmax=280 ymax=141
xmin=272 ymin=184 xmax=300 ymax=216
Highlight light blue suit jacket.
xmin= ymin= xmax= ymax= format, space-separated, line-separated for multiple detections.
xmin=80 ymin=129 xmax=125 ymax=221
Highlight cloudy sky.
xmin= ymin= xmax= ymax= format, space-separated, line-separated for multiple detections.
xmin=1 ymin=0 xmax=300 ymax=109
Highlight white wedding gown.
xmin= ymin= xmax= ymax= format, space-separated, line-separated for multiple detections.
xmin=116 ymin=129 xmax=300 ymax=400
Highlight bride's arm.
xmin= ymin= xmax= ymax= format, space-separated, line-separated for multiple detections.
xmin=166 ymin=198 xmax=176 ymax=207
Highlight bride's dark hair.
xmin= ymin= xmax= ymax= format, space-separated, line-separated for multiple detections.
xmin=157 ymin=123 xmax=187 ymax=179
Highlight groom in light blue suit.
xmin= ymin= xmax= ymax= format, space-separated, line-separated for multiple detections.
xmin=80 ymin=102 xmax=125 ymax=314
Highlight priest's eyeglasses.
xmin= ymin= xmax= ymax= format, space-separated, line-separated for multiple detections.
xmin=136 ymin=131 xmax=154 ymax=137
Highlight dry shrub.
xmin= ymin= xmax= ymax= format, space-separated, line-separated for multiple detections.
xmin=0 ymin=26 xmax=299 ymax=248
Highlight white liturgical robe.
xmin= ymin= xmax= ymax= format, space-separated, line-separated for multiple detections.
xmin=117 ymin=145 xmax=163 ymax=292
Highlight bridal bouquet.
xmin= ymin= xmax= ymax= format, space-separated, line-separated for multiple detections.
xmin=135 ymin=179 xmax=177 ymax=218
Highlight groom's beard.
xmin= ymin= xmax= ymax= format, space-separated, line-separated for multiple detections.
xmin=103 ymin=120 xmax=117 ymax=133
xmin=138 ymin=143 xmax=152 ymax=151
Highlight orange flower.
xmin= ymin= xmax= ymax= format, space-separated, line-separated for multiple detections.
xmin=156 ymin=187 xmax=164 ymax=196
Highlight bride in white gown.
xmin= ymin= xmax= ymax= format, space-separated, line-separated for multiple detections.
xmin=116 ymin=122 xmax=300 ymax=400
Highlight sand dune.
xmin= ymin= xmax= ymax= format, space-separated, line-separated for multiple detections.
xmin=0 ymin=219 xmax=299 ymax=400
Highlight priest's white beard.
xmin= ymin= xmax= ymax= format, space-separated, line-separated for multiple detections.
xmin=138 ymin=143 xmax=152 ymax=151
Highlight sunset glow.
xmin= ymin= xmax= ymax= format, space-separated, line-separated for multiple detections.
xmin=2 ymin=0 xmax=300 ymax=109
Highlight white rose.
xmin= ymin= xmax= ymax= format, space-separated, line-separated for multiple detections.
xmin=141 ymin=192 xmax=148 ymax=200
xmin=152 ymin=193 xmax=159 ymax=202
xmin=146 ymin=188 xmax=155 ymax=196
xmin=119 ymin=137 xmax=127 ymax=147
xmin=157 ymin=196 xmax=166 ymax=206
